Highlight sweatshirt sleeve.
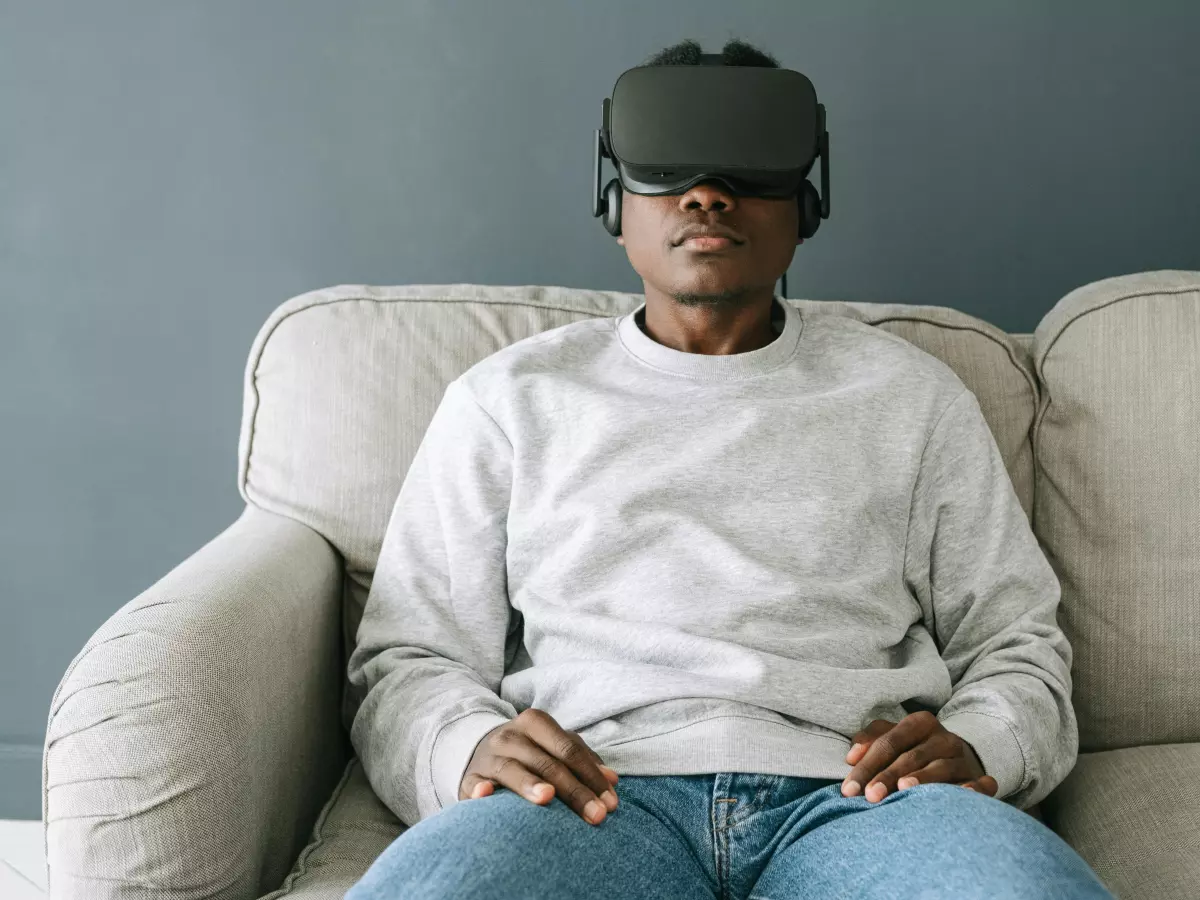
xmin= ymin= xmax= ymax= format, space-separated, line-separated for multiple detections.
xmin=347 ymin=377 xmax=520 ymax=826
xmin=904 ymin=388 xmax=1078 ymax=810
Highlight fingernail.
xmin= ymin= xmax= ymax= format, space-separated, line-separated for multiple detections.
xmin=585 ymin=800 xmax=605 ymax=822
xmin=600 ymin=790 xmax=618 ymax=811
xmin=842 ymin=780 xmax=861 ymax=797
xmin=867 ymin=782 xmax=888 ymax=801
xmin=529 ymin=782 xmax=552 ymax=801
xmin=898 ymin=777 xmax=917 ymax=790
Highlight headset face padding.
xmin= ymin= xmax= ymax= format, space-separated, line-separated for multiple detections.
xmin=603 ymin=178 xmax=820 ymax=240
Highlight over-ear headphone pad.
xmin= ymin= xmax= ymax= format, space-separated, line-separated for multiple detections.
xmin=603 ymin=178 xmax=623 ymax=237
xmin=799 ymin=181 xmax=821 ymax=239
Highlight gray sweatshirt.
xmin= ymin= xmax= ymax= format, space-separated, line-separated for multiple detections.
xmin=347 ymin=296 xmax=1077 ymax=826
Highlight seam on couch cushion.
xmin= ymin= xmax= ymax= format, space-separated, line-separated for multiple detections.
xmin=257 ymin=756 xmax=359 ymax=900
xmin=1030 ymin=281 xmax=1200 ymax=454
xmin=1030 ymin=281 xmax=1200 ymax=553
xmin=860 ymin=312 xmax=1040 ymax=408
xmin=239 ymin=291 xmax=1039 ymax=507
xmin=239 ymin=293 xmax=635 ymax=511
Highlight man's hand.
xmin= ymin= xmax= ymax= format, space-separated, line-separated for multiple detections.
xmin=841 ymin=710 xmax=999 ymax=802
xmin=459 ymin=708 xmax=620 ymax=825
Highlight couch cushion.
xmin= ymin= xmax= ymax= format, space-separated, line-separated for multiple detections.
xmin=1041 ymin=741 xmax=1200 ymax=900
xmin=1031 ymin=270 xmax=1200 ymax=751
xmin=260 ymin=758 xmax=404 ymax=900
xmin=235 ymin=284 xmax=1037 ymax=734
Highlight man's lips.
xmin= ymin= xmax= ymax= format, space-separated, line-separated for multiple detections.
xmin=672 ymin=223 xmax=746 ymax=250
xmin=678 ymin=236 xmax=738 ymax=251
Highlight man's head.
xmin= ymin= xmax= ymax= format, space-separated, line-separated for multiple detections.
xmin=616 ymin=38 xmax=802 ymax=313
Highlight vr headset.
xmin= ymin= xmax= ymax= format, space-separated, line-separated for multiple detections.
xmin=592 ymin=54 xmax=831 ymax=250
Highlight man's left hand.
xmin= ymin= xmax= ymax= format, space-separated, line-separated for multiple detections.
xmin=841 ymin=710 xmax=999 ymax=802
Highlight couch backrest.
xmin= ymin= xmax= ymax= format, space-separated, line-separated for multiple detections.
xmin=1031 ymin=270 xmax=1200 ymax=751
xmin=236 ymin=283 xmax=1041 ymax=735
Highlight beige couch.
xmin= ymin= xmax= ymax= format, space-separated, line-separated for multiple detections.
xmin=42 ymin=271 xmax=1200 ymax=899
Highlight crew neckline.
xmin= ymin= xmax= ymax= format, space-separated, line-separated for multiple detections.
xmin=617 ymin=295 xmax=803 ymax=380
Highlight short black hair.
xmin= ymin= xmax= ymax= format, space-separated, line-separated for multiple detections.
xmin=643 ymin=37 xmax=779 ymax=68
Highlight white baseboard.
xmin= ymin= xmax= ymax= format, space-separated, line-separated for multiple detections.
xmin=0 ymin=820 xmax=46 ymax=895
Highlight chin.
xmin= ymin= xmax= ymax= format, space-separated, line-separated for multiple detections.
xmin=668 ymin=283 xmax=753 ymax=306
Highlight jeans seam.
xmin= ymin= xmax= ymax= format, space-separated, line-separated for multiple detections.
xmin=723 ymin=777 xmax=779 ymax=829
xmin=720 ymin=825 xmax=731 ymax=900
xmin=712 ymin=780 xmax=730 ymax=900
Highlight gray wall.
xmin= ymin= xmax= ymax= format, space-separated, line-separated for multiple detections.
xmin=2 ymin=1 xmax=1198 ymax=819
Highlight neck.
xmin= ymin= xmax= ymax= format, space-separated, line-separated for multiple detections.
xmin=639 ymin=286 xmax=779 ymax=355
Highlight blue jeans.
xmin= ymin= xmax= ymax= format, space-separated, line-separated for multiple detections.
xmin=346 ymin=773 xmax=1113 ymax=899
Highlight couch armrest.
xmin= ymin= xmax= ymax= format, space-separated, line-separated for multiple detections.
xmin=43 ymin=504 xmax=352 ymax=900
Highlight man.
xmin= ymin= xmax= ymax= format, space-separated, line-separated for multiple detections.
xmin=344 ymin=38 xmax=1113 ymax=900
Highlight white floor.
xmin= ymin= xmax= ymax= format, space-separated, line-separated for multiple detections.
xmin=0 ymin=820 xmax=47 ymax=897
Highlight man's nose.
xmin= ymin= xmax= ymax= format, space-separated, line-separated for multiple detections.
xmin=678 ymin=179 xmax=738 ymax=210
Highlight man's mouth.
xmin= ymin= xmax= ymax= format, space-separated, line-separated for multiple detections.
xmin=678 ymin=236 xmax=738 ymax=252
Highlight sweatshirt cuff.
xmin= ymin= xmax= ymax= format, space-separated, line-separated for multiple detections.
xmin=937 ymin=710 xmax=1026 ymax=802
xmin=429 ymin=711 xmax=512 ymax=811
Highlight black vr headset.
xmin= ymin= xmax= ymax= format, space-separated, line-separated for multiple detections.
xmin=592 ymin=55 xmax=831 ymax=245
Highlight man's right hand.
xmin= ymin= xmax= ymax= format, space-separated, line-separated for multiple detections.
xmin=458 ymin=708 xmax=620 ymax=825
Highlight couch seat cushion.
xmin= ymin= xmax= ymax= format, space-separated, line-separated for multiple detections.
xmin=1042 ymin=741 xmax=1200 ymax=900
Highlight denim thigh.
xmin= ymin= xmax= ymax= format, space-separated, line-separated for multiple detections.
xmin=344 ymin=775 xmax=1115 ymax=900
xmin=746 ymin=782 xmax=1114 ymax=900
xmin=344 ymin=775 xmax=718 ymax=900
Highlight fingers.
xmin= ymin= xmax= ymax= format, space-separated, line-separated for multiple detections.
xmin=842 ymin=711 xmax=937 ymax=799
xmin=875 ymin=752 xmax=974 ymax=799
xmin=459 ymin=773 xmax=496 ymax=801
xmin=846 ymin=719 xmax=895 ymax=765
xmin=484 ymin=731 xmax=610 ymax=823
xmin=474 ymin=710 xmax=615 ymax=825
xmin=870 ymin=761 xmax=1000 ymax=798
xmin=572 ymin=729 xmax=620 ymax=786
xmin=524 ymin=711 xmax=619 ymax=812
xmin=458 ymin=710 xmax=620 ymax=824
xmin=861 ymin=730 xmax=963 ymax=801
xmin=893 ymin=757 xmax=962 ymax=791
xmin=959 ymin=775 xmax=999 ymax=797
xmin=840 ymin=711 xmax=1002 ymax=805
